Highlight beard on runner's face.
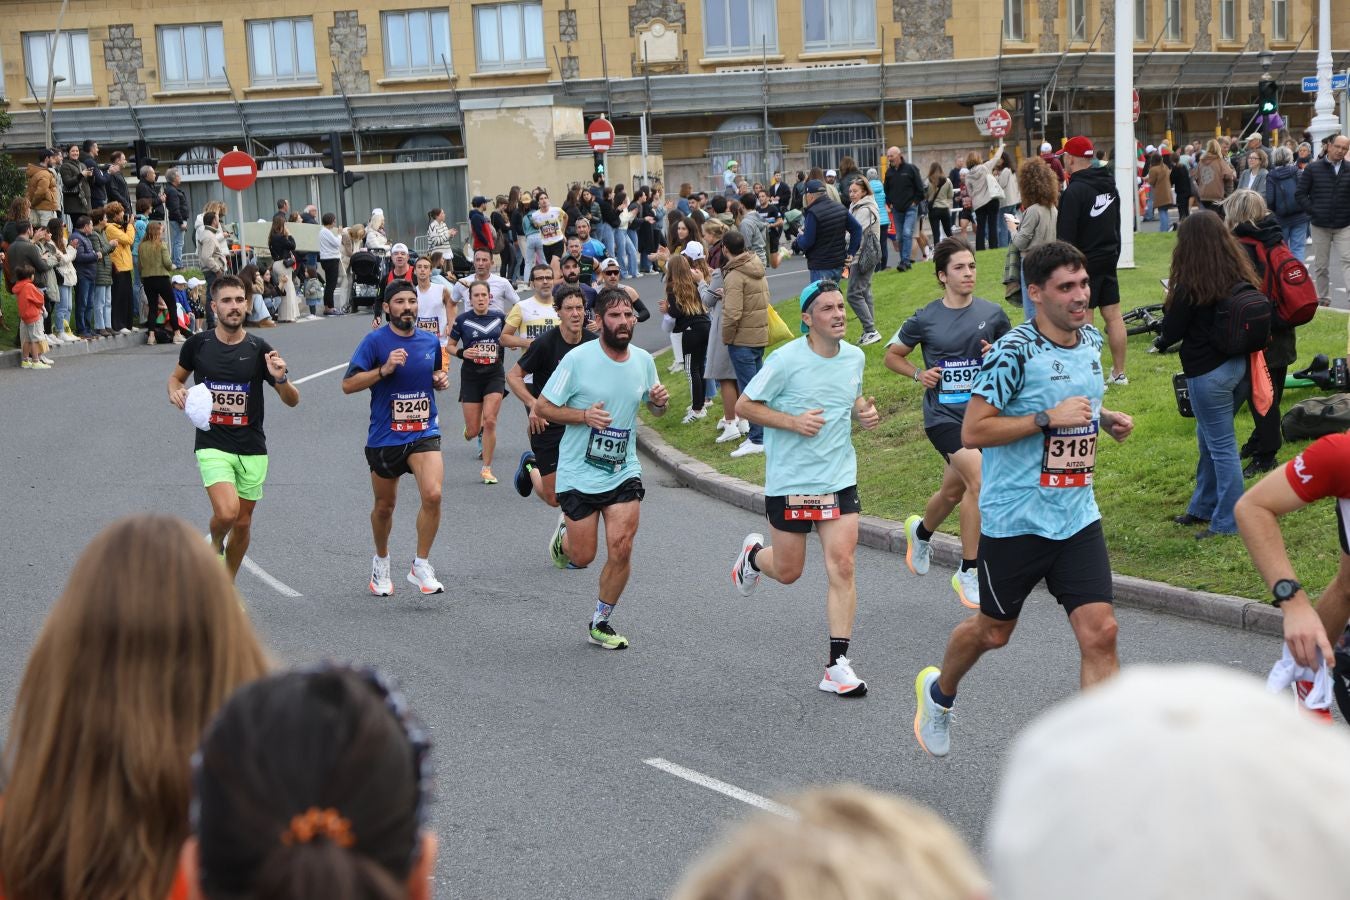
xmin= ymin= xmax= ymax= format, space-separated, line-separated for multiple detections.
xmin=601 ymin=316 xmax=632 ymax=350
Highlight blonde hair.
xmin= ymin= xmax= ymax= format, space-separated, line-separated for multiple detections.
xmin=672 ymin=785 xmax=986 ymax=900
xmin=1222 ymin=188 xmax=1269 ymax=228
xmin=0 ymin=515 xmax=270 ymax=900
xmin=701 ymin=218 xmax=727 ymax=239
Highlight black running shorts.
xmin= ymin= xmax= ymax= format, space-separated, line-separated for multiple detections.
xmin=459 ymin=370 xmax=507 ymax=403
xmin=558 ymin=477 xmax=645 ymax=522
xmin=529 ymin=424 xmax=563 ymax=477
xmin=977 ymin=519 xmax=1113 ymax=621
xmin=925 ymin=423 xmax=965 ymax=463
xmin=764 ymin=485 xmax=861 ymax=534
xmin=1088 ymin=270 xmax=1121 ymax=309
xmin=365 ymin=435 xmax=442 ymax=480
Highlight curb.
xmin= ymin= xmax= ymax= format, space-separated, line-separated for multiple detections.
xmin=1 ymin=330 xmax=148 ymax=368
xmin=637 ymin=424 xmax=1283 ymax=639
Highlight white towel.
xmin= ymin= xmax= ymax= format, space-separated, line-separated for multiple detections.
xmin=1265 ymin=645 xmax=1333 ymax=710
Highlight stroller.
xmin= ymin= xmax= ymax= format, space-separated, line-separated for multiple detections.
xmin=349 ymin=250 xmax=384 ymax=310
xmin=448 ymin=238 xmax=474 ymax=279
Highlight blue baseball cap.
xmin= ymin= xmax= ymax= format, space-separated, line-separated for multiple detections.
xmin=798 ymin=278 xmax=840 ymax=332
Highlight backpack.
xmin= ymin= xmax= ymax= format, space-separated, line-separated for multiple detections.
xmin=1211 ymin=281 xmax=1272 ymax=355
xmin=1248 ymin=239 xmax=1318 ymax=327
xmin=1280 ymin=394 xmax=1350 ymax=442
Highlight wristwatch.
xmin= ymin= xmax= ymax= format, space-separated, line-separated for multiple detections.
xmin=1271 ymin=578 xmax=1302 ymax=607
xmin=1034 ymin=410 xmax=1051 ymax=431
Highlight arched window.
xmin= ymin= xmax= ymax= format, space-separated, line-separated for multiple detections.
xmin=805 ymin=110 xmax=881 ymax=174
xmin=395 ymin=134 xmax=456 ymax=163
xmin=263 ymin=140 xmax=319 ymax=170
xmin=176 ymin=145 xmax=224 ymax=177
xmin=708 ymin=115 xmax=783 ymax=192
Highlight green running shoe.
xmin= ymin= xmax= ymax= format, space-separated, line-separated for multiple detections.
xmin=549 ymin=513 xmax=569 ymax=569
xmin=588 ymin=620 xmax=629 ymax=650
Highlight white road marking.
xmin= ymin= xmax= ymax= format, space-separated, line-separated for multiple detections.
xmin=293 ymin=362 xmax=348 ymax=384
xmin=643 ymin=757 xmax=796 ymax=818
xmin=204 ymin=533 xmax=303 ymax=598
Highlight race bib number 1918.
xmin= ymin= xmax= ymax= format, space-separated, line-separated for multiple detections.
xmin=585 ymin=426 xmax=629 ymax=472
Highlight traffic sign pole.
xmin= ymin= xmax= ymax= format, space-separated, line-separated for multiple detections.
xmin=216 ymin=147 xmax=259 ymax=268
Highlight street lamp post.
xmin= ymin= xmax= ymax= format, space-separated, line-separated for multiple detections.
xmin=43 ymin=75 xmax=66 ymax=150
xmin=1309 ymin=0 xmax=1342 ymax=145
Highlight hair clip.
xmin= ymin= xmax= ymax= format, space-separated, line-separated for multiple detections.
xmin=281 ymin=807 xmax=355 ymax=849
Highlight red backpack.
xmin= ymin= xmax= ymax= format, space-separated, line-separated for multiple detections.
xmin=1245 ymin=238 xmax=1318 ymax=327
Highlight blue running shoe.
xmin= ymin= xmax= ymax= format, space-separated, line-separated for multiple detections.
xmin=514 ymin=450 xmax=536 ymax=498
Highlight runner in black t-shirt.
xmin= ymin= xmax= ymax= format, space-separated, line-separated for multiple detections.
xmin=506 ymin=285 xmax=596 ymax=506
xmin=168 ymin=273 xmax=300 ymax=580
xmin=448 ymin=280 xmax=508 ymax=485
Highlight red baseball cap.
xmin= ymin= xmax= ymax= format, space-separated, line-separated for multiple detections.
xmin=1058 ymin=136 xmax=1095 ymax=159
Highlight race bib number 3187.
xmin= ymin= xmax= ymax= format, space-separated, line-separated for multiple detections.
xmin=1041 ymin=421 xmax=1097 ymax=488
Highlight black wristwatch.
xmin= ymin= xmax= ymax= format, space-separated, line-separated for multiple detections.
xmin=1272 ymin=579 xmax=1302 ymax=607
xmin=1034 ymin=410 xmax=1051 ymax=431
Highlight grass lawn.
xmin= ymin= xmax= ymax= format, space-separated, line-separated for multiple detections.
xmin=644 ymin=232 xmax=1350 ymax=602
xmin=1 ymin=286 xmax=15 ymax=347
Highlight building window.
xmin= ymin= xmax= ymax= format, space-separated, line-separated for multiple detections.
xmin=1271 ymin=0 xmax=1288 ymax=40
xmin=474 ymin=3 xmax=545 ymax=71
xmin=157 ymin=24 xmax=226 ymax=91
xmin=1002 ymin=0 xmax=1024 ymax=41
xmin=22 ymin=31 xmax=92 ymax=97
xmin=1165 ymin=0 xmax=1184 ymax=39
xmin=1134 ymin=0 xmax=1148 ymax=40
xmin=702 ymin=0 xmax=778 ymax=56
xmin=802 ymin=0 xmax=875 ymax=51
xmin=383 ymin=9 xmax=451 ymax=77
xmin=1068 ymin=0 xmax=1088 ymax=41
xmin=247 ymin=17 xmax=317 ymax=85
xmin=1219 ymin=0 xmax=1236 ymax=40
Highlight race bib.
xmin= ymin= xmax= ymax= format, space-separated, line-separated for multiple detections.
xmin=1041 ymin=421 xmax=1097 ymax=488
xmin=937 ymin=358 xmax=981 ymax=404
xmin=585 ymin=426 xmax=630 ymax=472
xmin=785 ymin=493 xmax=840 ymax=521
xmin=471 ymin=341 xmax=500 ymax=365
xmin=417 ymin=317 xmax=440 ymax=335
xmin=391 ymin=391 xmax=431 ymax=432
xmin=205 ymin=380 xmax=249 ymax=426
xmin=524 ymin=319 xmax=555 ymax=339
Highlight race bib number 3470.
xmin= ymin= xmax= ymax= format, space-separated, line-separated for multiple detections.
xmin=205 ymin=380 xmax=249 ymax=426
xmin=1041 ymin=421 xmax=1097 ymax=488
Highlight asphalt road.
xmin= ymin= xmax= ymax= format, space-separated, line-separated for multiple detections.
xmin=0 ymin=282 xmax=1285 ymax=899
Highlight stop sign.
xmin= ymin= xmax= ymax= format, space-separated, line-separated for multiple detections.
xmin=587 ymin=118 xmax=614 ymax=153
xmin=986 ymin=108 xmax=1012 ymax=139
xmin=217 ymin=150 xmax=258 ymax=191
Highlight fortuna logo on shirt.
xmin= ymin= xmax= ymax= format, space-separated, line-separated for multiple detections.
xmin=1293 ymin=454 xmax=1312 ymax=484
xmin=1089 ymin=194 xmax=1115 ymax=217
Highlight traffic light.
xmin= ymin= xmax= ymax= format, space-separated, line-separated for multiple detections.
xmin=1024 ymin=90 xmax=1044 ymax=132
xmin=343 ymin=170 xmax=365 ymax=190
xmin=326 ymin=131 xmax=364 ymax=190
xmin=593 ymin=150 xmax=605 ymax=183
xmin=1258 ymin=79 xmax=1279 ymax=115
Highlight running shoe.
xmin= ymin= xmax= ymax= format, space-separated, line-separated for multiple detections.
xmin=588 ymin=620 xmax=629 ymax=649
xmin=819 ymin=655 xmax=867 ymax=696
xmin=514 ymin=450 xmax=536 ymax=497
xmin=715 ymin=420 xmax=742 ymax=443
xmin=732 ymin=532 xmax=763 ymax=596
xmin=1107 ymin=372 xmax=1129 ymax=386
xmin=913 ymin=666 xmax=952 ymax=757
xmin=858 ymin=330 xmax=883 ymax=346
xmin=481 ymin=467 xmax=498 ymax=485
xmin=407 ymin=559 xmax=444 ymax=594
xmin=951 ymin=569 xmax=980 ymax=609
xmin=477 ymin=435 xmax=483 ymax=460
xmin=370 ymin=556 xmax=394 ymax=597
xmin=904 ymin=514 xmax=931 ymax=576
xmin=549 ymin=513 xmax=570 ymax=569
xmin=729 ymin=439 xmax=764 ymax=458
xmin=565 ymin=561 xmax=588 ymax=570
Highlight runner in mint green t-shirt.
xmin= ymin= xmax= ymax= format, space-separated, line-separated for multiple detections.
xmin=730 ymin=280 xmax=881 ymax=697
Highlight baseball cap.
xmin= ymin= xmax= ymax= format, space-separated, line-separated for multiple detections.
xmin=1059 ymin=136 xmax=1095 ymax=159
xmin=1144 ymin=144 xmax=1157 ymax=154
xmin=798 ymin=278 xmax=838 ymax=332
xmin=171 ymin=274 xmax=187 ymax=285
xmin=187 ymin=277 xmax=203 ymax=288
xmin=1039 ymin=142 xmax=1053 ymax=153
xmin=681 ymin=241 xmax=705 ymax=261
xmin=726 ymin=160 xmax=739 ymax=170
xmin=471 ymin=195 xmax=489 ymax=206
xmin=370 ymin=207 xmax=384 ymax=217
xmin=804 ymin=179 xmax=826 ymax=194
xmin=390 ymin=242 xmax=409 ymax=255
xmin=825 ymin=169 xmax=837 ymax=177
xmin=184 ymin=383 xmax=213 ymax=432
xmin=599 ymin=257 xmax=621 ymax=271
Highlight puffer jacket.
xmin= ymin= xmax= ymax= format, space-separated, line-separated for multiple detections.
xmin=721 ymin=252 xmax=769 ymax=348
xmin=1295 ymin=156 xmax=1350 ymax=230
xmin=25 ymin=163 xmax=58 ymax=213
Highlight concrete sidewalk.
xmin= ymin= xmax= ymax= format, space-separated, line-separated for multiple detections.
xmin=1 ymin=329 xmax=147 ymax=369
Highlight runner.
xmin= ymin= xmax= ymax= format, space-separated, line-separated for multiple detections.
xmin=729 ymin=280 xmax=881 ymax=695
xmin=447 ymin=280 xmax=508 ymax=485
xmin=413 ymin=256 xmax=453 ymax=367
xmin=534 ymin=286 xmax=669 ymax=649
xmin=451 ymin=247 xmax=519 ymax=316
xmin=594 ymin=256 xmax=650 ymax=325
xmin=913 ymin=241 xmax=1134 ymax=757
xmin=884 ymin=237 xmax=1011 ymax=608
xmin=341 ymin=279 xmax=450 ymax=597
xmin=531 ymin=192 xmax=566 ymax=266
xmin=167 ymin=273 xmax=300 ymax=580
xmin=501 ymin=264 xmax=559 ymax=352
xmin=506 ymin=285 xmax=595 ymax=506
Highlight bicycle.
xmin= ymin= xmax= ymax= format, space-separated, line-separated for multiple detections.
xmin=1122 ymin=303 xmax=1165 ymax=336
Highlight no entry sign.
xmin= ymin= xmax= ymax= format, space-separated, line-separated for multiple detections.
xmin=217 ymin=150 xmax=258 ymax=191
xmin=587 ymin=118 xmax=615 ymax=153
xmin=986 ymin=108 xmax=1012 ymax=139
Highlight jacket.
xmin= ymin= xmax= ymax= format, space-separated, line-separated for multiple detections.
xmin=792 ymin=197 xmax=862 ymax=271
xmin=868 ymin=178 xmax=889 ymax=226
xmin=883 ymin=161 xmax=925 ymax=214
xmin=1057 ymin=164 xmax=1121 ymax=270
xmin=1040 ymin=152 xmax=1066 ymax=182
xmin=967 ymin=148 xmax=1003 ymax=209
xmin=1004 ymin=203 xmax=1059 ymax=284
xmin=849 ymin=194 xmax=881 ymax=240
xmin=1170 ymin=161 xmax=1193 ymax=204
xmin=15 ymin=279 xmax=46 ymax=323
xmin=83 ymin=154 xmax=108 ymax=207
xmin=25 ymin=163 xmax=59 ymax=212
xmin=59 ymin=158 xmax=90 ymax=215
xmin=739 ymin=211 xmax=768 ymax=266
xmin=165 ymin=183 xmax=189 ymax=223
xmin=1157 ymin=285 xmax=1242 ymax=378
xmin=1194 ymin=153 xmax=1236 ymax=202
xmin=71 ymin=230 xmax=98 ymax=281
xmin=138 ymin=241 xmax=174 ymax=278
xmin=1146 ymin=164 xmax=1174 ymax=208
xmin=7 ymin=236 xmax=50 ymax=283
xmin=721 ymin=252 xmax=769 ymax=347
xmin=91 ymin=228 xmax=112 ymax=285
xmin=1295 ymin=157 xmax=1350 ymax=229
xmin=1233 ymin=215 xmax=1296 ymax=367
xmin=1237 ymin=167 xmax=1267 ymax=196
xmin=136 ymin=178 xmax=165 ymax=219
xmin=197 ymin=227 xmax=229 ymax=274
xmin=996 ymin=166 xmax=1021 ymax=208
xmin=107 ymin=169 xmax=130 ymax=209
xmin=926 ymin=179 xmax=953 ymax=210
xmin=103 ymin=220 xmax=135 ymax=272
xmin=1264 ymin=164 xmax=1310 ymax=227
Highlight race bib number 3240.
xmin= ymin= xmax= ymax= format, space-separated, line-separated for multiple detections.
xmin=391 ymin=391 xmax=431 ymax=432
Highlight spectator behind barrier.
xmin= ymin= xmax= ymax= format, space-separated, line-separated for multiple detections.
xmin=672 ymin=785 xmax=987 ymax=900
xmin=0 ymin=514 xmax=270 ymax=900
xmin=988 ymin=664 xmax=1350 ymax=900
xmin=188 ymin=665 xmax=436 ymax=900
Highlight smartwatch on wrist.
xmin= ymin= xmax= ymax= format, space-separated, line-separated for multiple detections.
xmin=1271 ymin=579 xmax=1302 ymax=607
xmin=275 ymin=372 xmax=288 ymax=385
xmin=1034 ymin=410 xmax=1051 ymax=432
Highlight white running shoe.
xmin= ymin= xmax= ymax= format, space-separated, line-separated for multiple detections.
xmin=904 ymin=514 xmax=931 ymax=576
xmin=858 ymin=330 xmax=883 ymax=346
xmin=732 ymin=532 xmax=763 ymax=596
xmin=1108 ymin=372 xmax=1129 ymax=386
xmin=46 ymin=333 xmax=64 ymax=345
xmin=681 ymin=407 xmax=708 ymax=424
xmin=819 ymin=656 xmax=867 ymax=696
xmin=729 ymin=439 xmax=764 ymax=458
xmin=667 ymin=360 xmax=684 ymax=374
xmin=913 ymin=666 xmax=952 ymax=756
xmin=951 ymin=569 xmax=980 ymax=609
xmin=407 ymin=559 xmax=444 ymax=594
xmin=369 ymin=556 xmax=394 ymax=596
xmin=715 ymin=420 xmax=742 ymax=443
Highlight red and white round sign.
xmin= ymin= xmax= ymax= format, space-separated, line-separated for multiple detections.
xmin=217 ymin=150 xmax=258 ymax=191
xmin=587 ymin=118 xmax=614 ymax=153
xmin=986 ymin=108 xmax=1012 ymax=139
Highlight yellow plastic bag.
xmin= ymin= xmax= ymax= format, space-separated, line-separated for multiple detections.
xmin=766 ymin=305 xmax=794 ymax=345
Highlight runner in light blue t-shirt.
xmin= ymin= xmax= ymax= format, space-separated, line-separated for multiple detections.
xmin=535 ymin=287 xmax=669 ymax=650
xmin=730 ymin=280 xmax=881 ymax=698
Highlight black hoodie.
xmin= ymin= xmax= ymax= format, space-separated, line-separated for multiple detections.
xmin=1056 ymin=164 xmax=1121 ymax=272
xmin=1233 ymin=214 xmax=1297 ymax=366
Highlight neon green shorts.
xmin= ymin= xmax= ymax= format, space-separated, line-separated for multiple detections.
xmin=195 ymin=449 xmax=269 ymax=501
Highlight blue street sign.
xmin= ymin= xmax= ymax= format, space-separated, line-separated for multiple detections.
xmin=1302 ymin=73 xmax=1349 ymax=93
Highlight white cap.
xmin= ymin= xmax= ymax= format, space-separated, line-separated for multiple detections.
xmin=390 ymin=242 xmax=409 ymax=255
xmin=1144 ymin=144 xmax=1157 ymax=154
xmin=988 ymin=664 xmax=1350 ymax=900
xmin=184 ymin=383 xmax=213 ymax=432
xmin=171 ymin=274 xmax=187 ymax=285
xmin=187 ymin=277 xmax=203 ymax=288
xmin=599 ymin=257 xmax=621 ymax=271
xmin=1040 ymin=142 xmax=1053 ymax=153
xmin=825 ymin=169 xmax=837 ymax=177
xmin=681 ymin=241 xmax=705 ymax=261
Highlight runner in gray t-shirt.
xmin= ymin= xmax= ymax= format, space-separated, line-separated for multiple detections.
xmin=884 ymin=238 xmax=1010 ymax=609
